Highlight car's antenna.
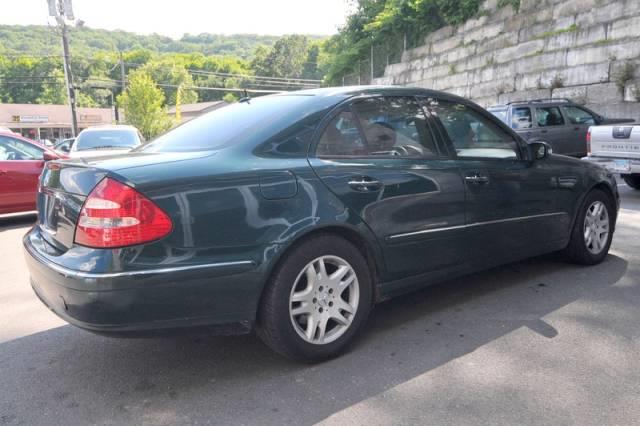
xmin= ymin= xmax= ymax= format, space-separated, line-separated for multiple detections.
xmin=239 ymin=89 xmax=251 ymax=103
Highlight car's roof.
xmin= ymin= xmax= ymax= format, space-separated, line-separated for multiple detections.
xmin=278 ymin=85 xmax=472 ymax=103
xmin=489 ymin=98 xmax=577 ymax=109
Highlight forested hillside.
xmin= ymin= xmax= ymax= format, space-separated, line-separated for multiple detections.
xmin=0 ymin=24 xmax=326 ymax=59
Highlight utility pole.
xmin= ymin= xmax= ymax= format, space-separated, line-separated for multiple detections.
xmin=49 ymin=0 xmax=78 ymax=137
xmin=118 ymin=51 xmax=126 ymax=123
xmin=370 ymin=41 xmax=374 ymax=84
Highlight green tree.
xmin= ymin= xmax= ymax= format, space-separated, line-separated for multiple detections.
xmin=251 ymin=35 xmax=309 ymax=78
xmin=36 ymin=69 xmax=67 ymax=104
xmin=141 ymin=59 xmax=198 ymax=106
xmin=117 ymin=69 xmax=172 ymax=139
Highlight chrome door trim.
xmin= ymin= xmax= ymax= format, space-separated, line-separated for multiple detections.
xmin=387 ymin=212 xmax=568 ymax=241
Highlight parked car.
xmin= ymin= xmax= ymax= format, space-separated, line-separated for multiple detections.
xmin=69 ymin=125 xmax=143 ymax=158
xmin=0 ymin=132 xmax=63 ymax=215
xmin=0 ymin=127 xmax=16 ymax=134
xmin=54 ymin=137 xmax=75 ymax=154
xmin=583 ymin=124 xmax=640 ymax=190
xmin=24 ymin=87 xmax=619 ymax=361
xmin=487 ymin=99 xmax=634 ymax=157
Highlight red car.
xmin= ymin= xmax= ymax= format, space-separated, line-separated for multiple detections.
xmin=0 ymin=132 xmax=64 ymax=215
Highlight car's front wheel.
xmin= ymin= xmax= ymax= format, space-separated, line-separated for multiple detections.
xmin=563 ymin=189 xmax=614 ymax=265
xmin=622 ymin=174 xmax=640 ymax=190
xmin=257 ymin=235 xmax=372 ymax=362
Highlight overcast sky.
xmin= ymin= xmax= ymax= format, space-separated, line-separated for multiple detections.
xmin=2 ymin=0 xmax=351 ymax=37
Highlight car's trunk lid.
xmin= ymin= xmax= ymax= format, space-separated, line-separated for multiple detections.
xmin=37 ymin=151 xmax=215 ymax=251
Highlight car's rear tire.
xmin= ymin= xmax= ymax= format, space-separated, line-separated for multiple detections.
xmin=256 ymin=234 xmax=373 ymax=362
xmin=622 ymin=174 xmax=640 ymax=190
xmin=563 ymin=189 xmax=614 ymax=265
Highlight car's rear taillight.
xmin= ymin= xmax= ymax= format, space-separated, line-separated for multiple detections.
xmin=75 ymin=177 xmax=173 ymax=248
xmin=586 ymin=128 xmax=591 ymax=155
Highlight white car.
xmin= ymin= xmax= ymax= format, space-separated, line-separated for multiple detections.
xmin=583 ymin=124 xmax=640 ymax=189
xmin=69 ymin=125 xmax=143 ymax=159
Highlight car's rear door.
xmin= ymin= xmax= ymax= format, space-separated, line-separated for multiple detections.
xmin=562 ymin=105 xmax=597 ymax=157
xmin=425 ymin=98 xmax=569 ymax=269
xmin=533 ymin=105 xmax=574 ymax=155
xmin=309 ymin=95 xmax=468 ymax=285
xmin=0 ymin=136 xmax=44 ymax=213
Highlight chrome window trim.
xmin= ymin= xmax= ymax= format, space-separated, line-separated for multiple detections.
xmin=387 ymin=212 xmax=568 ymax=241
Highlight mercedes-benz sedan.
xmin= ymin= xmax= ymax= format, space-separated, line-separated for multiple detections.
xmin=24 ymin=87 xmax=618 ymax=361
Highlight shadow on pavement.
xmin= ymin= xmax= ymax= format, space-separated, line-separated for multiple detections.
xmin=0 ymin=214 xmax=37 ymax=233
xmin=0 ymin=252 xmax=628 ymax=425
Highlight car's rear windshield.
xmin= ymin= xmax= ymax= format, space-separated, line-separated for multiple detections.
xmin=75 ymin=130 xmax=139 ymax=151
xmin=140 ymin=94 xmax=332 ymax=153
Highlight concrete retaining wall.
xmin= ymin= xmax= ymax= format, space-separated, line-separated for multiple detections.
xmin=373 ymin=0 xmax=640 ymax=120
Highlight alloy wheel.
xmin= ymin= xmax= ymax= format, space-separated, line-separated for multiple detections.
xmin=289 ymin=255 xmax=360 ymax=345
xmin=583 ymin=201 xmax=609 ymax=255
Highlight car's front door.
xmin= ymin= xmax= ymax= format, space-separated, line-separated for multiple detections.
xmin=425 ymin=98 xmax=569 ymax=269
xmin=0 ymin=136 xmax=45 ymax=214
xmin=309 ymin=95 xmax=468 ymax=285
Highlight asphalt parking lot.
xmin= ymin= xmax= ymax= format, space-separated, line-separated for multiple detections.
xmin=1 ymin=185 xmax=639 ymax=425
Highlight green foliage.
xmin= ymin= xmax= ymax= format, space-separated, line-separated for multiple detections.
xmin=497 ymin=0 xmax=520 ymax=12
xmin=322 ymin=0 xmax=483 ymax=84
xmin=613 ymin=61 xmax=637 ymax=94
xmin=251 ymin=35 xmax=320 ymax=79
xmin=0 ymin=25 xmax=326 ymax=59
xmin=117 ymin=69 xmax=172 ymax=139
xmin=222 ymin=92 xmax=238 ymax=103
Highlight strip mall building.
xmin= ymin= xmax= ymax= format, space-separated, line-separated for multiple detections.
xmin=0 ymin=103 xmax=113 ymax=142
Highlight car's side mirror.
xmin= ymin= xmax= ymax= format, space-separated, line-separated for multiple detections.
xmin=528 ymin=141 xmax=551 ymax=160
xmin=59 ymin=145 xmax=70 ymax=153
xmin=43 ymin=151 xmax=59 ymax=161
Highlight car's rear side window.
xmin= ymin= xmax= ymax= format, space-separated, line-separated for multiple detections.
xmin=563 ymin=106 xmax=596 ymax=125
xmin=142 ymin=95 xmax=329 ymax=153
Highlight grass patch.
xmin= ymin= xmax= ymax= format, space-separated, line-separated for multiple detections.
xmin=537 ymin=24 xmax=578 ymax=39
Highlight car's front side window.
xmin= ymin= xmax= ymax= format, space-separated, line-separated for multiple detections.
xmin=0 ymin=136 xmax=43 ymax=160
xmin=316 ymin=96 xmax=441 ymax=159
xmin=427 ymin=99 xmax=519 ymax=160
xmin=563 ymin=106 xmax=596 ymax=125
xmin=536 ymin=106 xmax=565 ymax=127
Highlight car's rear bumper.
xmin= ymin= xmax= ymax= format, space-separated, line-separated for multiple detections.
xmin=582 ymin=156 xmax=640 ymax=174
xmin=23 ymin=228 xmax=260 ymax=336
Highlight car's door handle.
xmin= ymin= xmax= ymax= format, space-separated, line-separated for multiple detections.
xmin=465 ymin=173 xmax=490 ymax=184
xmin=573 ymin=126 xmax=580 ymax=131
xmin=540 ymin=129 xmax=548 ymax=134
xmin=348 ymin=178 xmax=382 ymax=192
xmin=0 ymin=170 xmax=6 ymax=175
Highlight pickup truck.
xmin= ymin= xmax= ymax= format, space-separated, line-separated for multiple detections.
xmin=584 ymin=125 xmax=640 ymax=190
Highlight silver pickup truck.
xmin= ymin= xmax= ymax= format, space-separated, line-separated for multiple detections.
xmin=584 ymin=125 xmax=640 ymax=190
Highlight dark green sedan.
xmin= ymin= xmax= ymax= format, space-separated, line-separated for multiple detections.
xmin=24 ymin=86 xmax=619 ymax=362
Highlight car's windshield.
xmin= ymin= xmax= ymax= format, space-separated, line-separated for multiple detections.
xmin=74 ymin=130 xmax=139 ymax=151
xmin=140 ymin=94 xmax=333 ymax=153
